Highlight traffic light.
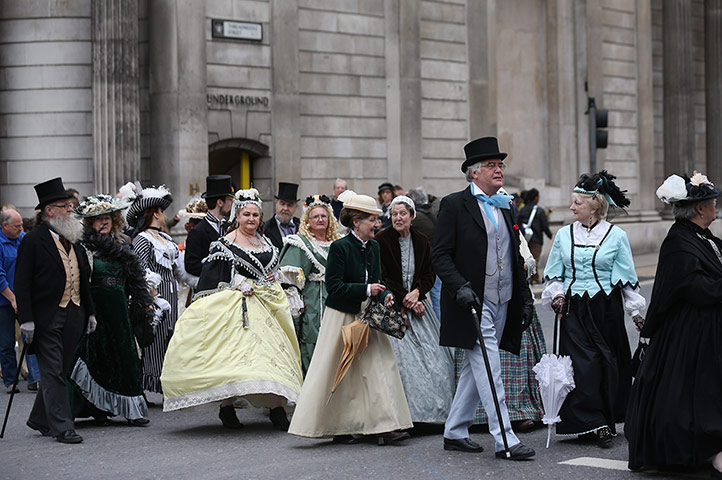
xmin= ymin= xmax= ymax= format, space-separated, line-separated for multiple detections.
xmin=587 ymin=97 xmax=608 ymax=171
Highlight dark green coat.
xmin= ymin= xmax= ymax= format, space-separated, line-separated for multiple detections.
xmin=325 ymin=233 xmax=390 ymax=314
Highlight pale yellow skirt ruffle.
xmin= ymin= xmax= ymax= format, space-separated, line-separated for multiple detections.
xmin=288 ymin=306 xmax=413 ymax=438
xmin=160 ymin=283 xmax=303 ymax=411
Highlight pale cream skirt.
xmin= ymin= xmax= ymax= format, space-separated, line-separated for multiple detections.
xmin=288 ymin=306 xmax=413 ymax=438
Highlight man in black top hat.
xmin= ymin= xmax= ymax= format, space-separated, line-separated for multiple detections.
xmin=432 ymin=137 xmax=535 ymax=460
xmin=185 ymin=175 xmax=235 ymax=277
xmin=15 ymin=177 xmax=95 ymax=444
xmin=265 ymin=182 xmax=300 ymax=251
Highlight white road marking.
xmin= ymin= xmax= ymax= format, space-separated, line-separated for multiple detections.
xmin=559 ymin=457 xmax=629 ymax=471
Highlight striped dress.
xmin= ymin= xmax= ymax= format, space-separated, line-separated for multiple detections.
xmin=132 ymin=230 xmax=179 ymax=393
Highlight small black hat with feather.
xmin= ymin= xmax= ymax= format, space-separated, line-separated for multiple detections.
xmin=573 ymin=170 xmax=630 ymax=209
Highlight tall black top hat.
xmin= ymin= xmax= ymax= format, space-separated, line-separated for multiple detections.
xmin=275 ymin=182 xmax=300 ymax=202
xmin=461 ymin=137 xmax=508 ymax=172
xmin=201 ymin=175 xmax=234 ymax=199
xmin=33 ymin=177 xmax=73 ymax=210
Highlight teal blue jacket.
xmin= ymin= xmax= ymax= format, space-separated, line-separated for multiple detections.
xmin=325 ymin=233 xmax=390 ymax=314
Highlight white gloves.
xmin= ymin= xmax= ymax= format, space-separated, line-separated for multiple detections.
xmin=86 ymin=314 xmax=97 ymax=334
xmin=20 ymin=321 xmax=35 ymax=344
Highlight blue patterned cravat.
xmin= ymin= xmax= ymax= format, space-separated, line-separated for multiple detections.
xmin=471 ymin=184 xmax=512 ymax=230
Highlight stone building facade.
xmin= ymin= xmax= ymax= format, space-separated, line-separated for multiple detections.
xmin=1 ymin=0 xmax=721 ymax=253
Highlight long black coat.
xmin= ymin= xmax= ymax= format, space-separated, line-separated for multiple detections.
xmin=184 ymin=219 xmax=220 ymax=277
xmin=432 ymin=186 xmax=532 ymax=354
xmin=15 ymin=223 xmax=94 ymax=330
xmin=264 ymin=216 xmax=300 ymax=251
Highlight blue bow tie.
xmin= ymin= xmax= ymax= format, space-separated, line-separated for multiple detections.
xmin=471 ymin=185 xmax=512 ymax=229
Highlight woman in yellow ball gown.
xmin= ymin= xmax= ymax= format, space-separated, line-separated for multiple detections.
xmin=161 ymin=189 xmax=303 ymax=430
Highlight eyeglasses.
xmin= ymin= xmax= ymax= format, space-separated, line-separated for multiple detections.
xmin=309 ymin=214 xmax=328 ymax=221
xmin=50 ymin=203 xmax=74 ymax=210
xmin=481 ymin=162 xmax=506 ymax=171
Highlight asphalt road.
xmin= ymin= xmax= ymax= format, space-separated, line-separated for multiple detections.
xmin=0 ymin=280 xmax=712 ymax=479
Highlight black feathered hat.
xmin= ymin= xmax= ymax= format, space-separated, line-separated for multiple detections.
xmin=573 ymin=170 xmax=630 ymax=209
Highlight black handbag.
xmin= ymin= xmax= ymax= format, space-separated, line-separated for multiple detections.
xmin=361 ymin=300 xmax=407 ymax=339
xmin=630 ymin=337 xmax=649 ymax=377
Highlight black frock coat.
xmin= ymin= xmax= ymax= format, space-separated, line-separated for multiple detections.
xmin=264 ymin=216 xmax=300 ymax=251
xmin=184 ymin=218 xmax=221 ymax=277
xmin=15 ymin=223 xmax=94 ymax=331
xmin=431 ymin=185 xmax=532 ymax=354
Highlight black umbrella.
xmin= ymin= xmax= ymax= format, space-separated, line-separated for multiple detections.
xmin=470 ymin=306 xmax=510 ymax=458
xmin=1 ymin=341 xmax=27 ymax=438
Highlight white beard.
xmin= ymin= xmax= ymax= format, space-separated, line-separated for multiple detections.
xmin=47 ymin=214 xmax=84 ymax=244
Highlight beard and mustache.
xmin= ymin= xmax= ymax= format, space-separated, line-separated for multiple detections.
xmin=47 ymin=214 xmax=84 ymax=244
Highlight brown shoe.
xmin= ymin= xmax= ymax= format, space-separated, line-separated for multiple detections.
xmin=512 ymin=419 xmax=535 ymax=432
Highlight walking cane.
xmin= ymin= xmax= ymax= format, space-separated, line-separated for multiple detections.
xmin=1 ymin=342 xmax=27 ymax=439
xmin=470 ymin=307 xmax=511 ymax=458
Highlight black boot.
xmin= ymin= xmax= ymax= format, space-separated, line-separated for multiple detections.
xmin=219 ymin=405 xmax=243 ymax=429
xmin=269 ymin=407 xmax=290 ymax=431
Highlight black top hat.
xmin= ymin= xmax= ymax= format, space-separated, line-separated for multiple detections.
xmin=377 ymin=182 xmax=394 ymax=195
xmin=275 ymin=182 xmax=299 ymax=202
xmin=461 ymin=137 xmax=508 ymax=172
xmin=33 ymin=177 xmax=74 ymax=210
xmin=201 ymin=175 xmax=234 ymax=199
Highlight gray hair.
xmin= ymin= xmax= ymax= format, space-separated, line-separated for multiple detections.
xmin=407 ymin=187 xmax=429 ymax=206
xmin=334 ymin=178 xmax=347 ymax=188
xmin=0 ymin=210 xmax=10 ymax=226
xmin=673 ymin=199 xmax=714 ymax=220
xmin=464 ymin=162 xmax=482 ymax=182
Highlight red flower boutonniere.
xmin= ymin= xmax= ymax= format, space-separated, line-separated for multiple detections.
xmin=513 ymin=224 xmax=519 ymax=230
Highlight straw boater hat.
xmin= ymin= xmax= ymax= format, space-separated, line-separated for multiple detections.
xmin=74 ymin=194 xmax=128 ymax=218
xmin=177 ymin=195 xmax=208 ymax=221
xmin=656 ymin=171 xmax=722 ymax=205
xmin=119 ymin=181 xmax=173 ymax=227
xmin=337 ymin=190 xmax=382 ymax=215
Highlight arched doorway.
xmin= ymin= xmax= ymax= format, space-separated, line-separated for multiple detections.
xmin=208 ymin=138 xmax=269 ymax=191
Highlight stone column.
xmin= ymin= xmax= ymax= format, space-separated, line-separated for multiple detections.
xmin=545 ymin=0 xmax=577 ymax=190
xmin=270 ymin=0 xmax=301 ymax=192
xmin=385 ymin=0 xmax=421 ymax=188
xmin=706 ymin=0 xmax=722 ymax=183
xmin=466 ymin=0 xmax=496 ymax=138
xmin=662 ymin=0 xmax=696 ymax=176
xmin=148 ymin=0 xmax=208 ymax=202
xmin=636 ymin=0 xmax=658 ymax=213
xmin=92 ymin=0 xmax=141 ymax=194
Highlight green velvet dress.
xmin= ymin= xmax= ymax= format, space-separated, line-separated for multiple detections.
xmin=68 ymin=238 xmax=150 ymax=421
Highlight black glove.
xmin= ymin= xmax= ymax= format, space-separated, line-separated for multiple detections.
xmin=521 ymin=302 xmax=534 ymax=331
xmin=456 ymin=283 xmax=481 ymax=312
xmin=551 ymin=294 xmax=566 ymax=315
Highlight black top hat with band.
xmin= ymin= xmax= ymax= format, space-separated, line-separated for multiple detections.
xmin=201 ymin=175 xmax=234 ymax=199
xmin=461 ymin=137 xmax=508 ymax=172
xmin=34 ymin=177 xmax=74 ymax=210
xmin=377 ymin=182 xmax=394 ymax=195
xmin=275 ymin=182 xmax=299 ymax=202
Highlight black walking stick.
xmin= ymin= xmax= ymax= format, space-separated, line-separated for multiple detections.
xmin=1 ymin=341 xmax=27 ymax=439
xmin=470 ymin=307 xmax=511 ymax=458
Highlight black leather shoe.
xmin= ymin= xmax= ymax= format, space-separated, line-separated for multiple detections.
xmin=218 ymin=405 xmax=243 ymax=429
xmin=596 ymin=426 xmax=613 ymax=449
xmin=269 ymin=407 xmax=290 ymax=431
xmin=495 ymin=443 xmax=535 ymax=460
xmin=26 ymin=419 xmax=51 ymax=437
xmin=443 ymin=437 xmax=484 ymax=452
xmin=55 ymin=430 xmax=83 ymax=444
